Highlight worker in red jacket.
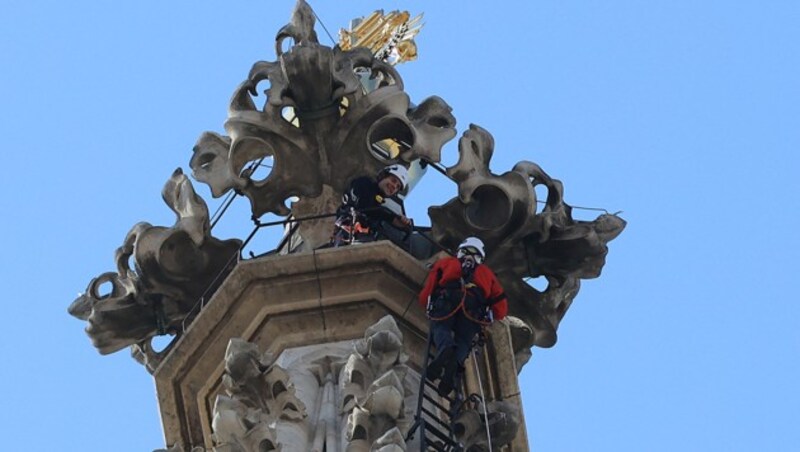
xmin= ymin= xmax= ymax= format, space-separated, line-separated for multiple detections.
xmin=418 ymin=237 xmax=508 ymax=395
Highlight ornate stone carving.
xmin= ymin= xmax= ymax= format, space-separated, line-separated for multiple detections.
xmin=429 ymin=124 xmax=626 ymax=350
xmin=453 ymin=400 xmax=521 ymax=451
xmin=68 ymin=169 xmax=241 ymax=358
xmin=203 ymin=316 xmax=416 ymax=452
xmin=132 ymin=337 xmax=172 ymax=374
xmin=210 ymin=338 xmax=307 ymax=452
xmin=340 ymin=315 xmax=413 ymax=451
xmin=503 ymin=316 xmax=535 ymax=371
xmin=189 ymin=0 xmax=456 ymax=249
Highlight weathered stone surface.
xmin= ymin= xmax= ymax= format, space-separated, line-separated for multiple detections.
xmin=453 ymin=400 xmax=521 ymax=451
xmin=68 ymin=169 xmax=241 ymax=359
xmin=152 ymin=242 xmax=533 ymax=451
xmin=153 ymin=242 xmax=430 ymax=450
xmin=209 ymin=338 xmax=306 ymax=451
xmin=430 ymin=124 xmax=626 ymax=349
xmin=205 ymin=316 xmax=417 ymax=451
xmin=340 ymin=315 xmax=413 ymax=450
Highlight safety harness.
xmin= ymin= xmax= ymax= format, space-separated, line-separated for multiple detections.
xmin=426 ymin=269 xmax=506 ymax=326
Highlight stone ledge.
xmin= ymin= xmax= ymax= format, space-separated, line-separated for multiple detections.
xmin=153 ymin=241 xmax=430 ymax=448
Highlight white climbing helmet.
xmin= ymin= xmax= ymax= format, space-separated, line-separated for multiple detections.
xmin=379 ymin=164 xmax=409 ymax=191
xmin=457 ymin=237 xmax=486 ymax=263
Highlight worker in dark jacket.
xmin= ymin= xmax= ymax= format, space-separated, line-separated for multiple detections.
xmin=331 ymin=164 xmax=412 ymax=246
xmin=418 ymin=237 xmax=508 ymax=395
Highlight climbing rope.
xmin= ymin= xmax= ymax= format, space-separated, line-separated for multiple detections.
xmin=309 ymin=4 xmax=338 ymax=46
xmin=209 ymin=190 xmax=236 ymax=230
xmin=471 ymin=345 xmax=494 ymax=452
xmin=209 ymin=156 xmax=270 ymax=230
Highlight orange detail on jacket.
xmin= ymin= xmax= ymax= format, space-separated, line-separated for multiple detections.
xmin=418 ymin=256 xmax=508 ymax=320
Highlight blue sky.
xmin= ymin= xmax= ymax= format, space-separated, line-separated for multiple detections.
xmin=1 ymin=1 xmax=798 ymax=450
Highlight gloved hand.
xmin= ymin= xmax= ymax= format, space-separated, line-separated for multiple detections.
xmin=394 ymin=215 xmax=412 ymax=229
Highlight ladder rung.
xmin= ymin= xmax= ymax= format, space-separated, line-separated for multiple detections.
xmin=423 ymin=378 xmax=463 ymax=400
xmin=423 ymin=379 xmax=459 ymax=404
xmin=421 ymin=406 xmax=452 ymax=430
xmin=423 ymin=423 xmax=459 ymax=446
xmin=424 ymin=439 xmax=448 ymax=452
xmin=424 ymin=439 xmax=449 ymax=452
xmin=424 ymin=388 xmax=461 ymax=408
xmin=422 ymin=393 xmax=453 ymax=413
xmin=414 ymin=326 xmax=467 ymax=452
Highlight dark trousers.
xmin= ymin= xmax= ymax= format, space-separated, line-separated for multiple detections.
xmin=431 ymin=311 xmax=482 ymax=364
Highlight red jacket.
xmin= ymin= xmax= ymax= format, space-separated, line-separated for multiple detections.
xmin=419 ymin=256 xmax=508 ymax=320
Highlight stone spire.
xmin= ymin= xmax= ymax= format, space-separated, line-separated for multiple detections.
xmin=70 ymin=2 xmax=625 ymax=450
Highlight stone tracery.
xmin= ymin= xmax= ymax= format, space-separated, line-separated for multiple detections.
xmin=68 ymin=168 xmax=240 ymax=359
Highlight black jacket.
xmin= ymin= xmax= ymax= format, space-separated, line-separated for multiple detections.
xmin=338 ymin=176 xmax=401 ymax=227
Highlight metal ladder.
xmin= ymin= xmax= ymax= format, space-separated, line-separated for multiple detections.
xmin=405 ymin=329 xmax=465 ymax=451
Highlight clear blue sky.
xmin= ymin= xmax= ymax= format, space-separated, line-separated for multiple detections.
xmin=1 ymin=1 xmax=798 ymax=450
